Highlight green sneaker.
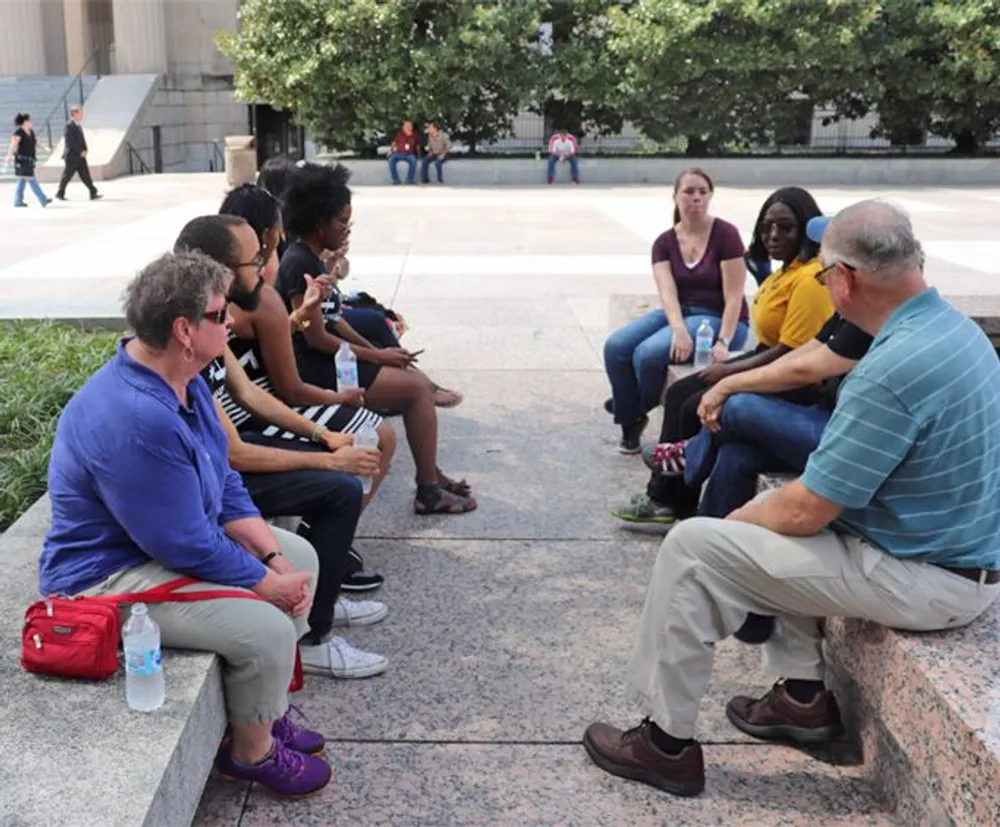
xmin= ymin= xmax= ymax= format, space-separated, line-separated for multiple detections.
xmin=610 ymin=493 xmax=677 ymax=525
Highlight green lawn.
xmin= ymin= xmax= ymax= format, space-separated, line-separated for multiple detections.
xmin=0 ymin=322 xmax=119 ymax=531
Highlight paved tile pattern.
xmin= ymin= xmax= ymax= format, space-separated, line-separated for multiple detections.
xmin=11 ymin=177 xmax=983 ymax=823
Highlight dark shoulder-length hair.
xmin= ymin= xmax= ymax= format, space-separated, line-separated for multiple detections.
xmin=747 ymin=186 xmax=823 ymax=264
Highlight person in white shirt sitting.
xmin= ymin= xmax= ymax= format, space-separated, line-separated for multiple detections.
xmin=546 ymin=129 xmax=580 ymax=184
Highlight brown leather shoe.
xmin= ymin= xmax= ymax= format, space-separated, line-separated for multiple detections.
xmin=582 ymin=718 xmax=704 ymax=797
xmin=726 ymin=682 xmax=843 ymax=744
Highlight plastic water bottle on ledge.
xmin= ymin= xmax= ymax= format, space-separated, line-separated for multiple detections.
xmin=693 ymin=320 xmax=714 ymax=369
xmin=354 ymin=423 xmax=379 ymax=494
xmin=335 ymin=340 xmax=359 ymax=390
xmin=123 ymin=603 xmax=165 ymax=712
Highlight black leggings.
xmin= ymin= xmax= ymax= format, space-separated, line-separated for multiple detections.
xmin=238 ymin=434 xmax=363 ymax=643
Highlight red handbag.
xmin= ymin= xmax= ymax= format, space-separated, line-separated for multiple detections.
xmin=22 ymin=576 xmax=303 ymax=691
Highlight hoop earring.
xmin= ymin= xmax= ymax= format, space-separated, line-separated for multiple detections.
xmin=182 ymin=345 xmax=195 ymax=363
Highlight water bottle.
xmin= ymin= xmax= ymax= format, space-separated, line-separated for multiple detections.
xmin=335 ymin=340 xmax=359 ymax=390
xmin=122 ymin=603 xmax=165 ymax=712
xmin=354 ymin=423 xmax=379 ymax=494
xmin=693 ymin=320 xmax=714 ymax=369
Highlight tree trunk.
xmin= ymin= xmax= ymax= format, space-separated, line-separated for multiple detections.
xmin=952 ymin=129 xmax=979 ymax=155
xmin=685 ymin=135 xmax=709 ymax=155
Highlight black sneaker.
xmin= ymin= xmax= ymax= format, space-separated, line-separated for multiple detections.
xmin=618 ymin=415 xmax=648 ymax=455
xmin=90 ymin=192 xmax=103 ymax=200
xmin=341 ymin=546 xmax=384 ymax=592
xmin=341 ymin=568 xmax=384 ymax=592
xmin=55 ymin=194 xmax=66 ymax=201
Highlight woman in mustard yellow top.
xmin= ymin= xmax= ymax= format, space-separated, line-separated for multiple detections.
xmin=612 ymin=186 xmax=832 ymax=525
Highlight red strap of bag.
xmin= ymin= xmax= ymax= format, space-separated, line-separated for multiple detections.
xmin=25 ymin=576 xmax=305 ymax=692
xmin=90 ymin=576 xmax=304 ymax=692
xmin=86 ymin=576 xmax=264 ymax=605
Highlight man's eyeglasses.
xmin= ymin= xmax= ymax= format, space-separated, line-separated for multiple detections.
xmin=203 ymin=301 xmax=230 ymax=324
xmin=235 ymin=252 xmax=267 ymax=274
xmin=815 ymin=261 xmax=857 ymax=285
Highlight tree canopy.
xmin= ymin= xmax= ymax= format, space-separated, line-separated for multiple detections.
xmin=219 ymin=0 xmax=546 ymax=153
xmin=220 ymin=0 xmax=1000 ymax=154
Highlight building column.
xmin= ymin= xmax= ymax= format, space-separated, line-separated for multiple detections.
xmin=63 ymin=0 xmax=90 ymax=75
xmin=111 ymin=0 xmax=167 ymax=74
xmin=0 ymin=1 xmax=47 ymax=76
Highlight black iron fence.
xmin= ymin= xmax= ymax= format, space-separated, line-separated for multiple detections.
xmin=459 ymin=108 xmax=1000 ymax=155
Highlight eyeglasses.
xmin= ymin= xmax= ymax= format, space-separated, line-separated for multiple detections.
xmin=202 ymin=301 xmax=230 ymax=324
xmin=758 ymin=220 xmax=798 ymax=237
xmin=234 ymin=252 xmax=266 ymax=274
xmin=815 ymin=261 xmax=858 ymax=285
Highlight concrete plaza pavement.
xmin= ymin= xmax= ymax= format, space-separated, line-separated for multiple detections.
xmin=7 ymin=175 xmax=994 ymax=823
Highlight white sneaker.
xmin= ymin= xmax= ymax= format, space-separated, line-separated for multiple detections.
xmin=333 ymin=597 xmax=388 ymax=627
xmin=300 ymin=636 xmax=389 ymax=679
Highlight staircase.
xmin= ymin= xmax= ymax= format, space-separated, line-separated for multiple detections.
xmin=0 ymin=75 xmax=100 ymax=164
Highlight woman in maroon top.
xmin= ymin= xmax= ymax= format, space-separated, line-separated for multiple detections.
xmin=603 ymin=168 xmax=749 ymax=452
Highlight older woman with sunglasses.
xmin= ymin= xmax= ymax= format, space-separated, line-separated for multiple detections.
xmin=40 ymin=251 xmax=333 ymax=797
xmin=612 ymin=187 xmax=833 ymax=529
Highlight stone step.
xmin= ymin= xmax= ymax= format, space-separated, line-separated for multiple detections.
xmin=0 ymin=496 xmax=225 ymax=827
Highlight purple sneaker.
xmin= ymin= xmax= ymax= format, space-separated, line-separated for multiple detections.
xmin=217 ymin=739 xmax=332 ymax=797
xmin=273 ymin=705 xmax=326 ymax=756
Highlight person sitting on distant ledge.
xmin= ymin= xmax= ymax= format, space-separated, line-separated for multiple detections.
xmin=387 ymin=120 xmax=420 ymax=185
xmin=421 ymin=121 xmax=452 ymax=184
xmin=583 ymin=199 xmax=1000 ymax=799
xmin=546 ymin=128 xmax=580 ymax=184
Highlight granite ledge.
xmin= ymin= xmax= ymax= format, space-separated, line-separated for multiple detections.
xmin=0 ymin=495 xmax=227 ymax=827
xmin=825 ymin=610 xmax=1000 ymax=827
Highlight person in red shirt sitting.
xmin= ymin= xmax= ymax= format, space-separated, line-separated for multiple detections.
xmin=388 ymin=120 xmax=420 ymax=185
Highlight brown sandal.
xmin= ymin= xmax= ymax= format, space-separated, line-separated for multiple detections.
xmin=430 ymin=384 xmax=464 ymax=409
xmin=416 ymin=471 xmax=472 ymax=498
xmin=414 ymin=485 xmax=477 ymax=515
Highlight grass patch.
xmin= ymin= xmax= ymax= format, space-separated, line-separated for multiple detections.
xmin=0 ymin=322 xmax=119 ymax=531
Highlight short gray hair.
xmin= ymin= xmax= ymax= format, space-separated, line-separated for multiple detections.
xmin=122 ymin=251 xmax=229 ymax=349
xmin=822 ymin=199 xmax=923 ymax=280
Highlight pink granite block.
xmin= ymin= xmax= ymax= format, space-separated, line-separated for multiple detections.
xmin=826 ymin=603 xmax=1000 ymax=826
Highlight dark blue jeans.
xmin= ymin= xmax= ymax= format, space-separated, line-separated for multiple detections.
xmin=547 ymin=154 xmax=579 ymax=181
xmin=421 ymin=154 xmax=446 ymax=183
xmin=239 ymin=433 xmax=363 ymax=643
xmin=688 ymin=393 xmax=831 ymax=518
xmin=388 ymin=152 xmax=417 ymax=183
xmin=603 ymin=308 xmax=748 ymax=424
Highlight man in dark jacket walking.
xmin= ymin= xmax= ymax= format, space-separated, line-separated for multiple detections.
xmin=56 ymin=106 xmax=101 ymax=201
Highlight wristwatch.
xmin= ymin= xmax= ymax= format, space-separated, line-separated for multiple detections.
xmin=310 ymin=423 xmax=328 ymax=444
xmin=262 ymin=550 xmax=283 ymax=565
xmin=717 ymin=334 xmax=731 ymax=349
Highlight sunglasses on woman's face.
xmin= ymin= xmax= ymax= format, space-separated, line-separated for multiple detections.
xmin=758 ymin=219 xmax=798 ymax=237
xmin=202 ymin=301 xmax=230 ymax=325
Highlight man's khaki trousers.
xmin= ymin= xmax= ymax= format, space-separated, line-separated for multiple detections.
xmin=628 ymin=517 xmax=999 ymax=739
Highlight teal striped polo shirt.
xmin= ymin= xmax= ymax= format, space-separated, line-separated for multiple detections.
xmin=802 ymin=288 xmax=1000 ymax=568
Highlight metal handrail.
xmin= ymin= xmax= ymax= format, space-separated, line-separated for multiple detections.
xmin=125 ymin=141 xmax=152 ymax=176
xmin=40 ymin=46 xmax=106 ymax=153
xmin=210 ymin=140 xmax=225 ymax=172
